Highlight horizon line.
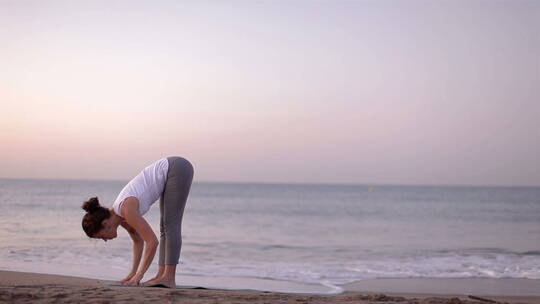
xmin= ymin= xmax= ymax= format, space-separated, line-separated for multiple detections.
xmin=0 ymin=176 xmax=538 ymax=189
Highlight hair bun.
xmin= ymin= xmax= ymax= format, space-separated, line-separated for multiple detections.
xmin=82 ymin=197 xmax=101 ymax=213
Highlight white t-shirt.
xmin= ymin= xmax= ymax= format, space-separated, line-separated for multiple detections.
xmin=112 ymin=157 xmax=169 ymax=217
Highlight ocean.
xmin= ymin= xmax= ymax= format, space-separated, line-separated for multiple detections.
xmin=0 ymin=178 xmax=539 ymax=294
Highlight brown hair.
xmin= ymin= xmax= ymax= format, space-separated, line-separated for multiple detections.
xmin=81 ymin=196 xmax=111 ymax=237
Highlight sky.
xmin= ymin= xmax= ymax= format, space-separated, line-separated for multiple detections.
xmin=1 ymin=0 xmax=539 ymax=186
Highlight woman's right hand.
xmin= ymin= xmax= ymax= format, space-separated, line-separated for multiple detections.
xmin=119 ymin=272 xmax=136 ymax=284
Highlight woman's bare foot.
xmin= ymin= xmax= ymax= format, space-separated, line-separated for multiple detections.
xmin=141 ymin=276 xmax=163 ymax=286
xmin=142 ymin=265 xmax=166 ymax=286
xmin=144 ymin=277 xmax=175 ymax=288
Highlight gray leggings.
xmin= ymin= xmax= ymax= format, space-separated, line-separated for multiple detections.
xmin=159 ymin=156 xmax=194 ymax=265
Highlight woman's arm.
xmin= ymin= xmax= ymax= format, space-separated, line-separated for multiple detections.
xmin=119 ymin=221 xmax=144 ymax=283
xmin=120 ymin=197 xmax=159 ymax=285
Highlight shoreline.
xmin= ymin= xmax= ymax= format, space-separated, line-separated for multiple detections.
xmin=5 ymin=262 xmax=540 ymax=296
xmin=344 ymin=277 xmax=540 ymax=297
xmin=1 ymin=270 xmax=539 ymax=304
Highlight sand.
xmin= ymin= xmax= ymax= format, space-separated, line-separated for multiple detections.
xmin=1 ymin=270 xmax=539 ymax=304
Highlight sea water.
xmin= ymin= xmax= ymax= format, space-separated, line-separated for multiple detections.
xmin=0 ymin=178 xmax=539 ymax=293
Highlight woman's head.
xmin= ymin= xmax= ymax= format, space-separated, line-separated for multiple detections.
xmin=81 ymin=197 xmax=118 ymax=241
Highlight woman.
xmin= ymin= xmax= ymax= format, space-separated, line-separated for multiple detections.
xmin=81 ymin=156 xmax=194 ymax=287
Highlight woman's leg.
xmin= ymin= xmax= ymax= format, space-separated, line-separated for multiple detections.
xmin=145 ymin=156 xmax=194 ymax=286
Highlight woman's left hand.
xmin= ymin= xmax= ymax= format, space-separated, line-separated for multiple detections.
xmin=122 ymin=273 xmax=143 ymax=286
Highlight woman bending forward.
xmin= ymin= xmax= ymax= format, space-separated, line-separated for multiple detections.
xmin=81 ymin=156 xmax=194 ymax=287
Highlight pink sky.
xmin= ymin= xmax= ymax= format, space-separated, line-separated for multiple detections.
xmin=1 ymin=0 xmax=539 ymax=186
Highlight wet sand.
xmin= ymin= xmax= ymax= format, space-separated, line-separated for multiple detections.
xmin=1 ymin=270 xmax=539 ymax=304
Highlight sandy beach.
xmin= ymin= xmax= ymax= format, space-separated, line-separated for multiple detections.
xmin=1 ymin=270 xmax=539 ymax=304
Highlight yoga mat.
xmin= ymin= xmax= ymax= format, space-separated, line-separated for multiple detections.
xmin=102 ymin=281 xmax=208 ymax=290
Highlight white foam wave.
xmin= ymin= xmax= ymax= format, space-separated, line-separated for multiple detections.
xmin=2 ymin=244 xmax=539 ymax=291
